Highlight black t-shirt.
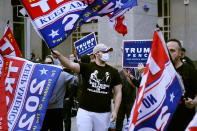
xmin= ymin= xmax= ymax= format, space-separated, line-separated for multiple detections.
xmin=79 ymin=62 xmax=121 ymax=112
xmin=181 ymin=56 xmax=195 ymax=69
xmin=176 ymin=63 xmax=197 ymax=99
xmin=119 ymin=70 xmax=136 ymax=104
xmin=168 ymin=63 xmax=197 ymax=131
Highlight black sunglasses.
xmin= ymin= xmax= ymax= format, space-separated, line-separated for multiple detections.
xmin=45 ymin=62 xmax=53 ymax=64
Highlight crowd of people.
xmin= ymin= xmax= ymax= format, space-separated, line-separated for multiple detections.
xmin=30 ymin=39 xmax=196 ymax=131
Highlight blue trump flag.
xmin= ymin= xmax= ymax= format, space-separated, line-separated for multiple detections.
xmin=21 ymin=0 xmax=137 ymax=48
xmin=0 ymin=55 xmax=62 ymax=130
xmin=74 ymin=32 xmax=97 ymax=60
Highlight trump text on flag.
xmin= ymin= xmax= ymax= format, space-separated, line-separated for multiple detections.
xmin=20 ymin=0 xmax=137 ymax=48
xmin=0 ymin=26 xmax=22 ymax=57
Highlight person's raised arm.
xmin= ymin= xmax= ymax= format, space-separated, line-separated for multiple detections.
xmin=52 ymin=50 xmax=80 ymax=73
xmin=110 ymin=84 xmax=122 ymax=122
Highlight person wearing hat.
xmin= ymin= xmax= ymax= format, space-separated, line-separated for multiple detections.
xmin=52 ymin=43 xmax=122 ymax=131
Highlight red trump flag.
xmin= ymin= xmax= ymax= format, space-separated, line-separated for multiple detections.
xmin=0 ymin=26 xmax=22 ymax=57
xmin=126 ymin=30 xmax=183 ymax=131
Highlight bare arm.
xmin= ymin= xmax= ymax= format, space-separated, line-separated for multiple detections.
xmin=52 ymin=50 xmax=80 ymax=73
xmin=137 ymin=63 xmax=145 ymax=75
xmin=110 ymin=84 xmax=122 ymax=122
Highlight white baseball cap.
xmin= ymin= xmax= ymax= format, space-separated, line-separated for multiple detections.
xmin=93 ymin=43 xmax=113 ymax=54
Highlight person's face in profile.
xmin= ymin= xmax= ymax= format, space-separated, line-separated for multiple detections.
xmin=167 ymin=41 xmax=182 ymax=63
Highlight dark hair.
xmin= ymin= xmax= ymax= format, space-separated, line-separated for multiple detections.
xmin=31 ymin=52 xmax=35 ymax=58
xmin=81 ymin=54 xmax=90 ymax=63
xmin=31 ymin=52 xmax=36 ymax=59
xmin=167 ymin=39 xmax=182 ymax=48
xmin=45 ymin=55 xmax=54 ymax=64
xmin=181 ymin=47 xmax=186 ymax=52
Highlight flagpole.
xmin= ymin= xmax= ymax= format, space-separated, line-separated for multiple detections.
xmin=156 ymin=24 xmax=162 ymax=31
xmin=25 ymin=18 xmax=31 ymax=59
xmin=50 ymin=49 xmax=54 ymax=54
xmin=7 ymin=20 xmax=9 ymax=25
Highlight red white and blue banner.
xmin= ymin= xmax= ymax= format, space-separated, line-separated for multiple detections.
xmin=0 ymin=55 xmax=7 ymax=131
xmin=0 ymin=26 xmax=22 ymax=78
xmin=123 ymin=40 xmax=152 ymax=68
xmin=125 ymin=31 xmax=183 ymax=131
xmin=20 ymin=0 xmax=137 ymax=48
xmin=185 ymin=113 xmax=197 ymax=131
xmin=0 ymin=26 xmax=22 ymax=57
xmin=0 ymin=55 xmax=62 ymax=131
xmin=74 ymin=32 xmax=97 ymax=60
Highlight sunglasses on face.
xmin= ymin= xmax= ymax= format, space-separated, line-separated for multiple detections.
xmin=45 ymin=62 xmax=53 ymax=64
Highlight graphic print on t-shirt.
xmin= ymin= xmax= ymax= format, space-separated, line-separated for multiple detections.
xmin=88 ymin=70 xmax=110 ymax=94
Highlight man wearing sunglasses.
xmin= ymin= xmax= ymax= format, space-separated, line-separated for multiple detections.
xmin=52 ymin=43 xmax=122 ymax=131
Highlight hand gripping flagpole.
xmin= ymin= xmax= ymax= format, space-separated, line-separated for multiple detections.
xmin=50 ymin=49 xmax=55 ymax=54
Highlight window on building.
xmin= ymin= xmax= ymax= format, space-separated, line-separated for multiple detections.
xmin=11 ymin=0 xmax=21 ymax=6
xmin=158 ymin=0 xmax=170 ymax=41
xmin=13 ymin=5 xmax=25 ymax=56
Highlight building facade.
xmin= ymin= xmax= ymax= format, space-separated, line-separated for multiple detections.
xmin=0 ymin=0 xmax=196 ymax=68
